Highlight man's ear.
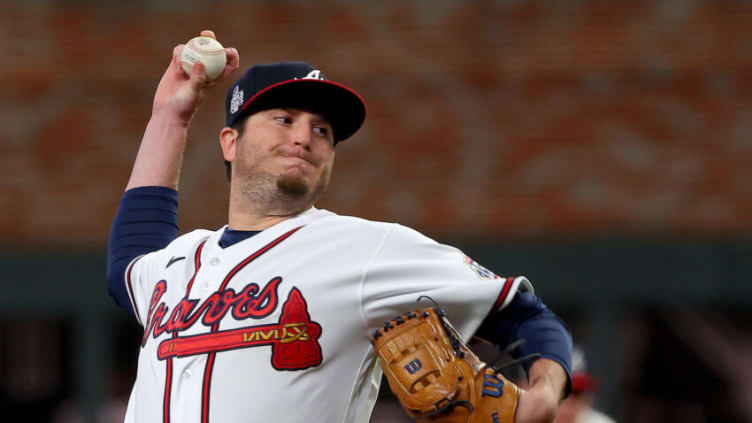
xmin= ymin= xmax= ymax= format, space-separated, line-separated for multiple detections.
xmin=219 ymin=127 xmax=238 ymax=162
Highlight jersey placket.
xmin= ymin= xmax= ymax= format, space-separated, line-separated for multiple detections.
xmin=162 ymin=240 xmax=206 ymax=423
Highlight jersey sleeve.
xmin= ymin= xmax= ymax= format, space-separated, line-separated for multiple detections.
xmin=360 ymin=224 xmax=533 ymax=341
xmin=477 ymin=291 xmax=573 ymax=395
xmin=107 ymin=186 xmax=179 ymax=316
xmin=124 ymin=230 xmax=212 ymax=326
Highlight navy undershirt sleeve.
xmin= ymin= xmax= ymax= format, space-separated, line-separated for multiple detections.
xmin=476 ymin=291 xmax=573 ymax=397
xmin=106 ymin=186 xmax=179 ymax=315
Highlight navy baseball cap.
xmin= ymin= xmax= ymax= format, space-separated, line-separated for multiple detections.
xmin=225 ymin=62 xmax=366 ymax=143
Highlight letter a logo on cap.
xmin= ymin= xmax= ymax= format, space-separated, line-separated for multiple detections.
xmin=302 ymin=70 xmax=325 ymax=80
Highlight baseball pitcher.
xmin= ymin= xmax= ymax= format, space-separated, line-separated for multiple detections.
xmin=107 ymin=30 xmax=573 ymax=423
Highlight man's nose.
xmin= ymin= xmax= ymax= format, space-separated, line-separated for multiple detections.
xmin=292 ymin=122 xmax=313 ymax=149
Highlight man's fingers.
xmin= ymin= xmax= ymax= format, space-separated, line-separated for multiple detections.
xmin=188 ymin=61 xmax=208 ymax=88
xmin=170 ymin=44 xmax=188 ymax=74
xmin=226 ymin=47 xmax=240 ymax=68
xmin=218 ymin=47 xmax=241 ymax=81
xmin=200 ymin=29 xmax=216 ymax=39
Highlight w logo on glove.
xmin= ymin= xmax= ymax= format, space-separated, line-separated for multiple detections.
xmin=481 ymin=374 xmax=505 ymax=398
xmin=404 ymin=359 xmax=422 ymax=374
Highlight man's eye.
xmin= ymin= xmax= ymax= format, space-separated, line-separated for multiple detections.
xmin=274 ymin=116 xmax=292 ymax=124
xmin=314 ymin=126 xmax=329 ymax=136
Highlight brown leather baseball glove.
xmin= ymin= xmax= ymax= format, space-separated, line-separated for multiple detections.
xmin=372 ymin=306 xmax=521 ymax=422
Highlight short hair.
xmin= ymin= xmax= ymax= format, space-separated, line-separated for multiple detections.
xmin=225 ymin=113 xmax=250 ymax=181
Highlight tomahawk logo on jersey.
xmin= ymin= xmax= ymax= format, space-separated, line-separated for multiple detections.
xmin=129 ymin=224 xmax=324 ymax=368
xmin=143 ymin=276 xmax=322 ymax=370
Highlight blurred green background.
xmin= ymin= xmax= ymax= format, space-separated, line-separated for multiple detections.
xmin=1 ymin=1 xmax=751 ymax=422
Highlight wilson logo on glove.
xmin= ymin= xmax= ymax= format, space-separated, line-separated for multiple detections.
xmin=404 ymin=359 xmax=423 ymax=374
xmin=481 ymin=374 xmax=505 ymax=398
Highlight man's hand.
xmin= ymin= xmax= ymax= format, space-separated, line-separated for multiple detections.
xmin=515 ymin=358 xmax=568 ymax=423
xmin=152 ymin=30 xmax=240 ymax=126
xmin=125 ymin=30 xmax=240 ymax=191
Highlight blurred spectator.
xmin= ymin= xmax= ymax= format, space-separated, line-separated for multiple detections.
xmin=553 ymin=346 xmax=616 ymax=423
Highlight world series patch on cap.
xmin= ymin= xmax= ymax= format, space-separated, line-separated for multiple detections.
xmin=225 ymin=62 xmax=366 ymax=143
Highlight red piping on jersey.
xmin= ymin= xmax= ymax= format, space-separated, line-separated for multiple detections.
xmin=185 ymin=242 xmax=207 ymax=297
xmin=201 ymin=226 xmax=304 ymax=423
xmin=201 ymin=352 xmax=217 ymax=423
xmin=163 ymin=241 xmax=206 ymax=423
xmin=491 ymin=277 xmax=516 ymax=313
xmin=163 ymin=358 xmax=173 ymax=423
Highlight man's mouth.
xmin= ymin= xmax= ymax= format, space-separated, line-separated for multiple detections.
xmin=277 ymin=147 xmax=313 ymax=165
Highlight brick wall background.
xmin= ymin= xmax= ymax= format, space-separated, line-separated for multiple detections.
xmin=1 ymin=0 xmax=750 ymax=247
xmin=2 ymin=2 xmax=752 ymax=422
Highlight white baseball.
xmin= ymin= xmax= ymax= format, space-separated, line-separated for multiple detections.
xmin=180 ymin=36 xmax=227 ymax=81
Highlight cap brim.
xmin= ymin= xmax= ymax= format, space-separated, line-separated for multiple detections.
xmin=240 ymin=79 xmax=366 ymax=143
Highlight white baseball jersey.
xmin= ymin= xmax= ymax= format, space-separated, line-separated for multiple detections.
xmin=123 ymin=207 xmax=532 ymax=423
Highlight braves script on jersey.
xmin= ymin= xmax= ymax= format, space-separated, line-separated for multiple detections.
xmin=123 ymin=208 xmax=532 ymax=423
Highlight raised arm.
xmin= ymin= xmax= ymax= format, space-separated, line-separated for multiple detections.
xmin=107 ymin=31 xmax=239 ymax=315
xmin=125 ymin=30 xmax=239 ymax=190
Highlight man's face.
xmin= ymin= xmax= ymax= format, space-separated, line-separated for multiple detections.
xmin=229 ymin=108 xmax=336 ymax=204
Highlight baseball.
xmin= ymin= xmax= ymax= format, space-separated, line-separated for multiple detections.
xmin=180 ymin=36 xmax=227 ymax=81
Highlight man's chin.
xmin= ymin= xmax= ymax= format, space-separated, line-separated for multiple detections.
xmin=276 ymin=175 xmax=309 ymax=197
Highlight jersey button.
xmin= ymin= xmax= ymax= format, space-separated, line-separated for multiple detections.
xmin=210 ymin=258 xmax=220 ymax=266
xmin=183 ymin=369 xmax=192 ymax=379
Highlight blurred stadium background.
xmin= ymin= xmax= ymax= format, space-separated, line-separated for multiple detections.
xmin=1 ymin=1 xmax=751 ymax=422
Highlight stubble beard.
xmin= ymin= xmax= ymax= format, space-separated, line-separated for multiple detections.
xmin=236 ymin=165 xmax=331 ymax=216
xmin=276 ymin=173 xmax=310 ymax=197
